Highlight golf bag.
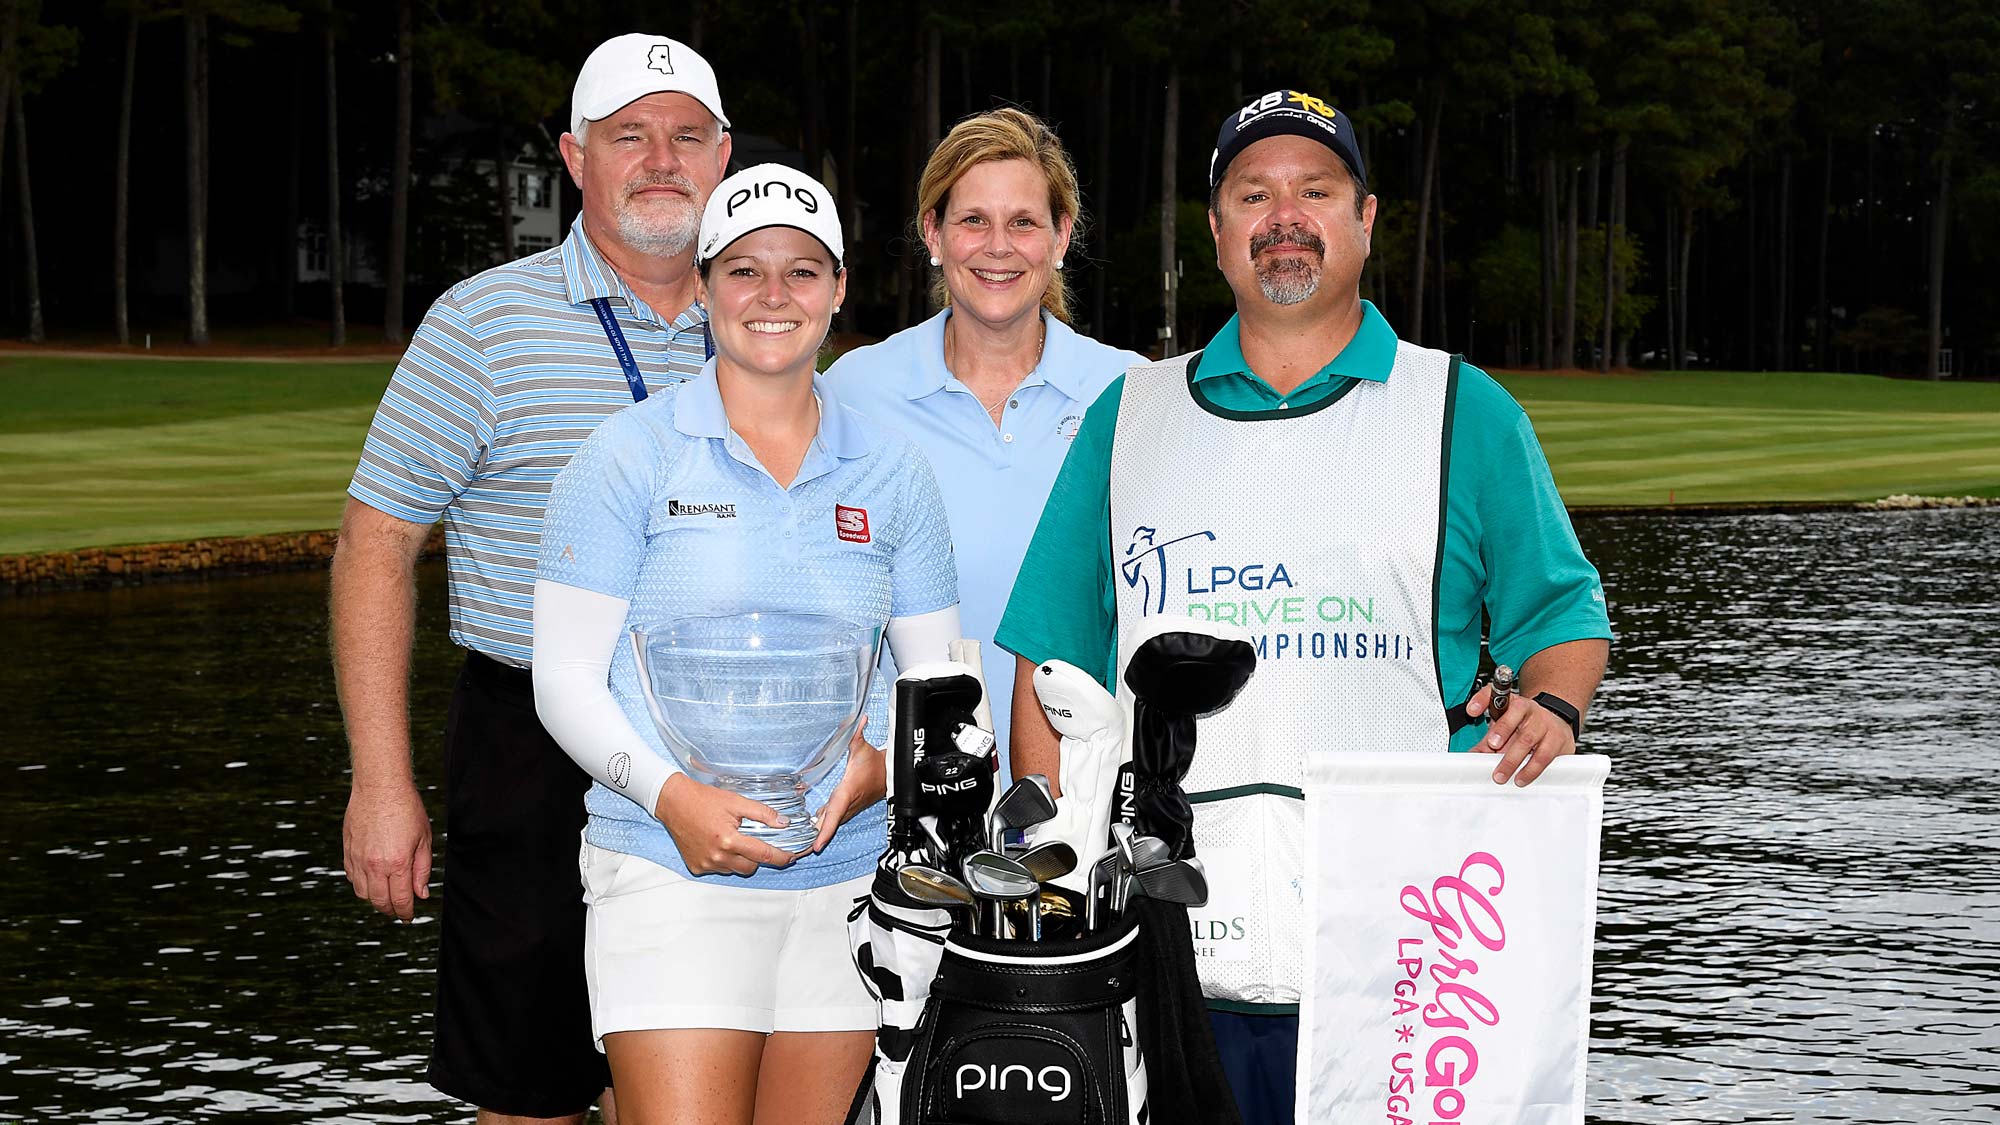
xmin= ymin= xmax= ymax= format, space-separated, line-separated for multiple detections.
xmin=850 ymin=910 xmax=1150 ymax=1125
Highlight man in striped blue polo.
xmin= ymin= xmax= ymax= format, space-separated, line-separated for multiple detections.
xmin=331 ymin=34 xmax=731 ymax=1124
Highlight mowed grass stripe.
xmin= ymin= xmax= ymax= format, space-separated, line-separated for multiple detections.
xmin=0 ymin=405 xmax=373 ymax=554
xmin=2 ymin=356 xmax=1996 ymax=554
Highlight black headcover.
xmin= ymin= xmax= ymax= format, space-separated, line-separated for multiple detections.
xmin=1122 ymin=630 xmax=1257 ymax=860
xmin=889 ymin=671 xmax=985 ymax=857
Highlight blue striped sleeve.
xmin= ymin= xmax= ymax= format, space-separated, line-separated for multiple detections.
xmin=348 ymin=296 xmax=496 ymax=523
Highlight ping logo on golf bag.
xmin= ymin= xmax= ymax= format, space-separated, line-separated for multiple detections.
xmin=954 ymin=1062 xmax=1074 ymax=1103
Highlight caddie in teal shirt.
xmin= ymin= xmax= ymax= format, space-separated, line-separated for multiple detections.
xmin=997 ymin=298 xmax=1609 ymax=754
xmin=996 ymin=87 xmax=1612 ymax=1125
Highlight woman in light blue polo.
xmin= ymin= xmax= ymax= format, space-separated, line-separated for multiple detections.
xmin=825 ymin=108 xmax=1142 ymax=764
xmin=531 ymin=164 xmax=959 ymax=1125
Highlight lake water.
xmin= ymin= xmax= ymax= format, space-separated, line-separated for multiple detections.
xmin=2 ymin=509 xmax=1996 ymax=1123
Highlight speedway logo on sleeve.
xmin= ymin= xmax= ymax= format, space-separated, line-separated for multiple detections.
xmin=1299 ymin=753 xmax=1609 ymax=1125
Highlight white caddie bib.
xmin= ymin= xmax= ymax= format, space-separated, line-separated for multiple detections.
xmin=1108 ymin=344 xmax=1458 ymax=1005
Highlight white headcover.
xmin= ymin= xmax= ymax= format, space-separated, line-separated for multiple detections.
xmin=1024 ymin=659 xmax=1126 ymax=895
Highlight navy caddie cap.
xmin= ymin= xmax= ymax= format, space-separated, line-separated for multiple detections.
xmin=1210 ymin=89 xmax=1367 ymax=192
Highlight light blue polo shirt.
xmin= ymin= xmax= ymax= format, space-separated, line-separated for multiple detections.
xmin=824 ymin=309 xmax=1142 ymax=764
xmin=538 ymin=361 xmax=959 ymax=890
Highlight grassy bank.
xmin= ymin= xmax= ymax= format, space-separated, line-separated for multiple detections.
xmin=2 ymin=354 xmax=1996 ymax=555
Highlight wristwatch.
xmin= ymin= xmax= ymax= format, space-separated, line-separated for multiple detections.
xmin=1532 ymin=692 xmax=1583 ymax=740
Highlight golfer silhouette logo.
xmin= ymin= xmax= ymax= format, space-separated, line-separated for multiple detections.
xmin=1121 ymin=525 xmax=1216 ymax=616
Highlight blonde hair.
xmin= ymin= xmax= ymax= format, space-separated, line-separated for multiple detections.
xmin=916 ymin=107 xmax=1082 ymax=322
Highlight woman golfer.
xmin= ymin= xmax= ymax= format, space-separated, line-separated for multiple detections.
xmin=824 ymin=108 xmax=1141 ymax=762
xmin=532 ymin=164 xmax=960 ymax=1124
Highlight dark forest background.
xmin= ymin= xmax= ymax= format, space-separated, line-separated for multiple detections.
xmin=3 ymin=0 xmax=1997 ymax=377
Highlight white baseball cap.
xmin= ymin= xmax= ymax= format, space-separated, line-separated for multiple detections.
xmin=570 ymin=33 xmax=729 ymax=140
xmin=698 ymin=164 xmax=845 ymax=267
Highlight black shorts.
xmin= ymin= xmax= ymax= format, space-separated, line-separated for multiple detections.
xmin=428 ymin=652 xmax=610 ymax=1116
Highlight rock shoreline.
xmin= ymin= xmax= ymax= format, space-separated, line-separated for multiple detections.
xmin=2 ymin=496 xmax=1991 ymax=596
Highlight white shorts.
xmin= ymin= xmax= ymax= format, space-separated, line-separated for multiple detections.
xmin=579 ymin=839 xmax=877 ymax=1041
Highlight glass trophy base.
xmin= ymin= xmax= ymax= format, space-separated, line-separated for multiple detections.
xmin=734 ymin=790 xmax=819 ymax=855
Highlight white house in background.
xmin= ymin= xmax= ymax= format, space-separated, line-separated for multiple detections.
xmin=296 ymin=125 xmax=807 ymax=289
xmin=298 ymin=123 xmax=564 ymax=286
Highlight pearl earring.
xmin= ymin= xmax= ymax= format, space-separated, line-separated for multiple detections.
xmin=833 ymin=305 xmax=841 ymax=313
xmin=1055 ymin=258 xmax=1065 ymax=269
xmin=929 ymin=256 xmax=941 ymax=267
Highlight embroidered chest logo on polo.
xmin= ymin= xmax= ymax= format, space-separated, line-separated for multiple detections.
xmin=667 ymin=499 xmax=737 ymax=519
xmin=835 ymin=505 xmax=871 ymax=543
xmin=1056 ymin=414 xmax=1084 ymax=441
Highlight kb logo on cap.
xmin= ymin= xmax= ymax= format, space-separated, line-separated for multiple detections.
xmin=725 ymin=177 xmax=821 ymax=218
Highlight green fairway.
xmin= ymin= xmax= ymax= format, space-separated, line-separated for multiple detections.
xmin=1 ymin=356 xmax=1996 ymax=555
xmin=0 ymin=356 xmax=395 ymax=555
xmin=1490 ymin=369 xmax=2000 ymax=507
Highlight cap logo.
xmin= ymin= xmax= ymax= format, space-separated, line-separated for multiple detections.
xmin=646 ymin=43 xmax=675 ymax=75
xmin=725 ymin=178 xmax=820 ymax=218
xmin=1285 ymin=90 xmax=1338 ymax=121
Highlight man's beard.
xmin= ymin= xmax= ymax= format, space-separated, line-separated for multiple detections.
xmin=614 ymin=173 xmax=701 ymax=257
xmin=1249 ymin=227 xmax=1325 ymax=305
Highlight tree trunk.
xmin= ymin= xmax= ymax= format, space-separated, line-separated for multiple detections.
xmin=184 ymin=13 xmax=210 ymax=344
xmin=11 ymin=90 xmax=43 ymax=342
xmin=957 ymin=46 xmax=971 ymax=120
xmin=800 ymin=7 xmax=822 ymax=174
xmin=1926 ymin=140 xmax=1951 ymax=380
xmin=839 ymin=0 xmax=858 ymax=334
xmin=1598 ymin=139 xmax=1619 ymax=372
xmin=1663 ymin=202 xmax=1677 ymax=370
xmin=1784 ymin=148 xmax=1800 ymax=368
xmin=325 ymin=23 xmax=346 ymax=347
xmin=1539 ymin=153 xmax=1556 ymax=368
xmin=385 ymin=0 xmax=412 ymax=342
xmin=1433 ymin=157 xmax=1448 ymax=351
xmin=688 ymin=0 xmax=704 ymax=50
xmin=895 ymin=17 xmax=921 ymax=328
xmin=1093 ymin=43 xmax=1111 ymax=334
xmin=1561 ymin=162 xmax=1578 ymax=368
xmin=1158 ymin=0 xmax=1181 ymax=358
xmin=1678 ymin=203 xmax=1694 ymax=372
xmin=1744 ymin=157 xmax=1757 ymax=369
xmin=494 ymin=129 xmax=513 ymax=261
xmin=114 ymin=7 xmax=138 ymax=345
xmin=924 ymin=25 xmax=941 ymax=148
xmin=1611 ymin=139 xmax=1629 ymax=368
xmin=1815 ymin=134 xmax=1831 ymax=369
xmin=282 ymin=55 xmax=300 ymax=319
xmin=1409 ymin=86 xmax=1443 ymax=346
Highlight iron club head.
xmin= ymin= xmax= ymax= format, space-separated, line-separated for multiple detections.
xmin=989 ymin=773 xmax=1058 ymax=852
xmin=898 ymin=864 xmax=976 ymax=909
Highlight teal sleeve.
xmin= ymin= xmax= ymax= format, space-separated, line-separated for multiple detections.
xmin=993 ymin=376 xmax=1125 ymax=691
xmin=1440 ymin=365 xmax=1611 ymax=751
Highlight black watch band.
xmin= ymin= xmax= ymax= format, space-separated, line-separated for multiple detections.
xmin=1533 ymin=692 xmax=1582 ymax=739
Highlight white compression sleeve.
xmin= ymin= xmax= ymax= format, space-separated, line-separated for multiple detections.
xmin=532 ymin=578 xmax=677 ymax=819
xmin=885 ymin=606 xmax=962 ymax=688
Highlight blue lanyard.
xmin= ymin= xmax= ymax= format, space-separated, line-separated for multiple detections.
xmin=589 ymin=297 xmax=714 ymax=403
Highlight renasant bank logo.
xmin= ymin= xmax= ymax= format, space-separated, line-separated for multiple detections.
xmin=667 ymin=500 xmax=737 ymax=518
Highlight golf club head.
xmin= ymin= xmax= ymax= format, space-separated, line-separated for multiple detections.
xmin=1133 ymin=857 xmax=1209 ymax=907
xmin=1013 ymin=840 xmax=1078 ymax=885
xmin=1086 ymin=848 xmax=1122 ymax=932
xmin=1130 ymin=835 xmax=1171 ymax=872
xmin=990 ymin=773 xmax=1059 ymax=852
xmin=898 ymin=864 xmax=975 ymax=909
xmin=963 ymin=850 xmax=1038 ymax=940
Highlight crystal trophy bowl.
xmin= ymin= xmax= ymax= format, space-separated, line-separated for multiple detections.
xmin=631 ymin=613 xmax=882 ymax=854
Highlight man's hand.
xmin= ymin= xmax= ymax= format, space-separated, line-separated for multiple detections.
xmin=655 ymin=772 xmax=801 ymax=876
xmin=1464 ymin=638 xmax=1607 ymax=787
xmin=810 ymin=717 xmax=883 ymax=854
xmin=343 ymin=779 xmax=433 ymax=920
xmin=1464 ymin=684 xmax=1575 ymax=787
